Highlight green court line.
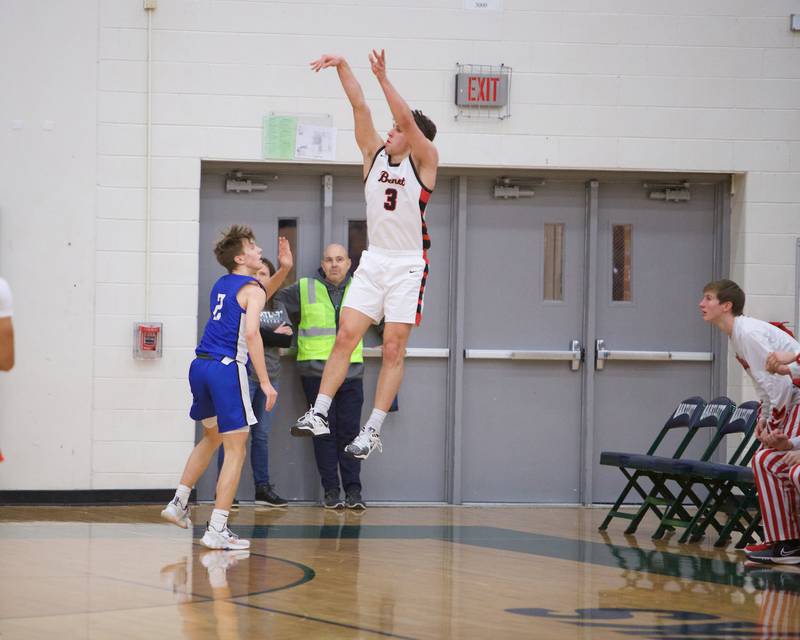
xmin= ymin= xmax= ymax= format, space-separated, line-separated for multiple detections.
xmin=0 ymin=522 xmax=790 ymax=593
xmin=220 ymin=524 xmax=790 ymax=593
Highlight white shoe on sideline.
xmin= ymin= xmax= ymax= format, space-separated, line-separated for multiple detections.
xmin=201 ymin=523 xmax=250 ymax=550
xmin=161 ymin=498 xmax=192 ymax=529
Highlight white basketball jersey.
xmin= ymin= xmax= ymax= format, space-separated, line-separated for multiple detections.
xmin=364 ymin=147 xmax=432 ymax=253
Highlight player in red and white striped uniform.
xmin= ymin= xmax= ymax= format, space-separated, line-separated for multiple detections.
xmin=293 ymin=50 xmax=439 ymax=461
xmin=700 ymin=279 xmax=800 ymax=564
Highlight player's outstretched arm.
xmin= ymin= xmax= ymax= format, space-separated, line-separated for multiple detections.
xmin=310 ymin=54 xmax=382 ymax=162
xmin=243 ymin=285 xmax=277 ymax=411
xmin=369 ymin=49 xmax=438 ymax=173
xmin=262 ymin=236 xmax=292 ymax=300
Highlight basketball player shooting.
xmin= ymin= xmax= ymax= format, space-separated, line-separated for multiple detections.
xmin=292 ymin=49 xmax=439 ymax=461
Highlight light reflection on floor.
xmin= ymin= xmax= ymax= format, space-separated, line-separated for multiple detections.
xmin=1 ymin=505 xmax=799 ymax=639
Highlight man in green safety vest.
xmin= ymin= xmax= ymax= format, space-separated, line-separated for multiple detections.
xmin=274 ymin=244 xmax=366 ymax=510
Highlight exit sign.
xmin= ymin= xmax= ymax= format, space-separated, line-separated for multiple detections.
xmin=455 ymin=72 xmax=508 ymax=107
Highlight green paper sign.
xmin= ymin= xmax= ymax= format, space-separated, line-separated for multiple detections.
xmin=263 ymin=115 xmax=297 ymax=160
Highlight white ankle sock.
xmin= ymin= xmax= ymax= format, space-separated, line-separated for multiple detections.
xmin=174 ymin=484 xmax=191 ymax=508
xmin=210 ymin=508 xmax=229 ymax=531
xmin=365 ymin=408 xmax=387 ymax=434
xmin=314 ymin=394 xmax=332 ymax=417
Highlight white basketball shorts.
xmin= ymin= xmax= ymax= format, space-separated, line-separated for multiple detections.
xmin=344 ymin=247 xmax=428 ymax=325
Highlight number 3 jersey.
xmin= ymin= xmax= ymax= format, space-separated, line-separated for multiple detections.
xmin=364 ymin=146 xmax=432 ymax=253
xmin=195 ymin=274 xmax=261 ymax=364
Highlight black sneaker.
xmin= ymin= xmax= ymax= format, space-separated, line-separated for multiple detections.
xmin=323 ymin=488 xmax=344 ymax=510
xmin=255 ymin=484 xmax=288 ymax=508
xmin=749 ymin=540 xmax=800 ymax=565
xmin=345 ymin=486 xmax=366 ymax=510
xmin=773 ymin=540 xmax=800 ymax=565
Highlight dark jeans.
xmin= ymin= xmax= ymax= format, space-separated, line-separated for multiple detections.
xmin=301 ymin=376 xmax=363 ymax=492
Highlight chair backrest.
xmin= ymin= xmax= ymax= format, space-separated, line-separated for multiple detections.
xmin=647 ymin=396 xmax=706 ymax=457
xmin=721 ymin=400 xmax=761 ymax=466
xmin=691 ymin=396 xmax=738 ymax=461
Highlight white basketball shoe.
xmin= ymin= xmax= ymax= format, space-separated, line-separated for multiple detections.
xmin=201 ymin=523 xmax=250 ymax=550
xmin=160 ymin=497 xmax=192 ymax=529
xmin=344 ymin=427 xmax=383 ymax=460
xmin=292 ymin=407 xmax=331 ymax=437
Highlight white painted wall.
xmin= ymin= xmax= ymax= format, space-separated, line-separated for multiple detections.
xmin=1 ymin=1 xmax=98 ymax=489
xmin=1 ymin=0 xmax=798 ymax=490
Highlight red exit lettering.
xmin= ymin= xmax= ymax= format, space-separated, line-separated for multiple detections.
xmin=467 ymin=76 xmax=500 ymax=102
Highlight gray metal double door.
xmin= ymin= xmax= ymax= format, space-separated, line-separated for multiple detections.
xmin=196 ymin=169 xmax=452 ymax=502
xmin=197 ymin=168 xmax=724 ymax=503
xmin=461 ymin=177 xmax=723 ymax=503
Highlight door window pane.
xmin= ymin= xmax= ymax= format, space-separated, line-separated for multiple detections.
xmin=543 ymin=223 xmax=564 ymax=301
xmin=278 ymin=219 xmax=297 ymax=284
xmin=348 ymin=220 xmax=367 ymax=274
xmin=612 ymin=224 xmax=632 ymax=302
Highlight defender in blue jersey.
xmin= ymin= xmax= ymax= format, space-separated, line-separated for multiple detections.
xmin=161 ymin=225 xmax=278 ymax=551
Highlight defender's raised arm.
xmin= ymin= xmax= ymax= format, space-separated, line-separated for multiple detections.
xmin=261 ymin=236 xmax=292 ymax=300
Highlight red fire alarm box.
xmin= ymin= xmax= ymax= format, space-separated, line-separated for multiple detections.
xmin=133 ymin=322 xmax=163 ymax=359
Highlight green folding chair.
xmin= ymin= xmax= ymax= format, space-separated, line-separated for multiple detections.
xmin=599 ymin=396 xmax=706 ymax=534
xmin=649 ymin=397 xmax=755 ymax=541
xmin=601 ymin=397 xmax=735 ymax=537
xmin=673 ymin=401 xmax=761 ymax=547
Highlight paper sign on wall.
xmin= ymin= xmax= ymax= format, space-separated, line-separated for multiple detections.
xmin=262 ymin=114 xmax=336 ymax=161
xmin=295 ymin=123 xmax=337 ymax=161
xmin=263 ymin=115 xmax=297 ymax=160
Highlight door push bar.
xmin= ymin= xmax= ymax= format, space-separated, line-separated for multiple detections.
xmin=464 ymin=340 xmax=584 ymax=371
xmin=279 ymin=347 xmax=449 ymax=358
xmin=362 ymin=347 xmax=450 ymax=358
xmin=594 ymin=339 xmax=713 ymax=371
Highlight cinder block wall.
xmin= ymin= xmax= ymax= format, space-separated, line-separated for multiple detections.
xmin=2 ymin=0 xmax=798 ymax=489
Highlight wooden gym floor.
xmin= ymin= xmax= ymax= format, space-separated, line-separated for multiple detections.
xmin=1 ymin=505 xmax=798 ymax=639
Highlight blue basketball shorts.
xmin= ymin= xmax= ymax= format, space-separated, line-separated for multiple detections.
xmin=188 ymin=357 xmax=256 ymax=433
